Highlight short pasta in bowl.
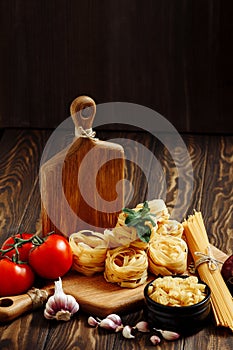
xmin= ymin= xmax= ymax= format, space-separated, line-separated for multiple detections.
xmin=144 ymin=275 xmax=211 ymax=336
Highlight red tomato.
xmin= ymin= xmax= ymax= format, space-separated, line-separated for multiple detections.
xmin=0 ymin=258 xmax=35 ymax=297
xmin=28 ymin=234 xmax=73 ymax=279
xmin=1 ymin=233 xmax=34 ymax=262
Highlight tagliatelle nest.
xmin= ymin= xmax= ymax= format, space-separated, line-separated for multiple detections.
xmin=69 ymin=199 xmax=188 ymax=288
xmin=151 ymin=219 xmax=184 ymax=239
xmin=104 ymin=246 xmax=148 ymax=288
xmin=148 ymin=235 xmax=188 ymax=275
xmin=69 ymin=230 xmax=108 ymax=277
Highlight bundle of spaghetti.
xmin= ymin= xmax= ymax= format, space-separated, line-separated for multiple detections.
xmin=183 ymin=211 xmax=233 ymax=332
xmin=104 ymin=246 xmax=148 ymax=288
xmin=151 ymin=219 xmax=184 ymax=239
xmin=148 ymin=235 xmax=188 ymax=275
xmin=69 ymin=230 xmax=108 ymax=277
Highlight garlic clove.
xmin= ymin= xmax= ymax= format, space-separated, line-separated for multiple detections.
xmin=44 ymin=302 xmax=56 ymax=315
xmin=106 ymin=313 xmax=122 ymax=326
xmin=53 ymin=279 xmax=68 ymax=309
xmin=122 ymin=325 xmax=135 ymax=339
xmin=134 ymin=321 xmax=150 ymax=332
xmin=153 ymin=328 xmax=180 ymax=341
xmin=44 ymin=309 xmax=55 ymax=320
xmin=99 ymin=318 xmax=120 ymax=331
xmin=150 ymin=335 xmax=161 ymax=345
xmin=88 ymin=316 xmax=99 ymax=327
xmin=67 ymin=295 xmax=80 ymax=314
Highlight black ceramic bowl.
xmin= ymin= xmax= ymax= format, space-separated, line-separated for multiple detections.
xmin=144 ymin=275 xmax=211 ymax=336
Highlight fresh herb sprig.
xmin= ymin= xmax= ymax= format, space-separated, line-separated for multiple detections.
xmin=122 ymin=201 xmax=156 ymax=243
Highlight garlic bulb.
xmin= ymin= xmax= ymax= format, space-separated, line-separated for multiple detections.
xmin=44 ymin=277 xmax=79 ymax=321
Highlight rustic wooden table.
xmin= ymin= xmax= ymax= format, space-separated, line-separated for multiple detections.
xmin=0 ymin=128 xmax=232 ymax=349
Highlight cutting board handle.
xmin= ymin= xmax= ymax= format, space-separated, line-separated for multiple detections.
xmin=70 ymin=95 xmax=96 ymax=131
xmin=0 ymin=294 xmax=33 ymax=322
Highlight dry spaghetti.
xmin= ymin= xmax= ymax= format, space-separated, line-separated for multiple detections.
xmin=183 ymin=211 xmax=233 ymax=332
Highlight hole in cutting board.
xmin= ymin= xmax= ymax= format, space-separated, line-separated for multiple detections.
xmin=0 ymin=298 xmax=13 ymax=307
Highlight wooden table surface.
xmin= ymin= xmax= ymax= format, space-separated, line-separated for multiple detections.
xmin=0 ymin=128 xmax=232 ymax=350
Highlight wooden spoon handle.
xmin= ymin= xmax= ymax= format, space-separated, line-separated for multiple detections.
xmin=0 ymin=294 xmax=33 ymax=322
xmin=70 ymin=95 xmax=96 ymax=131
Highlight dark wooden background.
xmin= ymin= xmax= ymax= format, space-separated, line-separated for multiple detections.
xmin=0 ymin=0 xmax=233 ymax=132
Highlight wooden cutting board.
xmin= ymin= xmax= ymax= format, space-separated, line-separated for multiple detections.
xmin=41 ymin=95 xmax=125 ymax=236
xmin=0 ymin=244 xmax=228 ymax=322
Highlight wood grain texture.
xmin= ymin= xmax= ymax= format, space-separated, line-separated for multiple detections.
xmin=148 ymin=134 xmax=209 ymax=221
xmin=201 ymin=135 xmax=233 ymax=256
xmin=0 ymin=129 xmax=232 ymax=350
xmin=41 ymin=136 xmax=125 ymax=235
xmin=0 ymin=129 xmax=50 ymax=240
xmin=0 ymin=1 xmax=233 ymax=132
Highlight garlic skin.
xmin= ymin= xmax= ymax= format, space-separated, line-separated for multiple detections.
xmin=153 ymin=328 xmax=180 ymax=341
xmin=44 ymin=277 xmax=79 ymax=321
xmin=150 ymin=335 xmax=161 ymax=345
xmin=122 ymin=325 xmax=135 ymax=339
xmin=134 ymin=321 xmax=150 ymax=333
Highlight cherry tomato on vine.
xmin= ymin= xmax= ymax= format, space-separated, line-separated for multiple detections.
xmin=28 ymin=234 xmax=73 ymax=279
xmin=0 ymin=233 xmax=34 ymax=262
xmin=0 ymin=257 xmax=35 ymax=297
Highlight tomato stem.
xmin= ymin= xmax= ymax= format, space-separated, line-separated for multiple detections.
xmin=11 ymin=253 xmax=28 ymax=264
xmin=0 ymin=231 xmax=56 ymax=256
xmin=31 ymin=235 xmax=44 ymax=245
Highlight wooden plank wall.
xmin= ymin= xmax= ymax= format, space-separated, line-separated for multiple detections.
xmin=0 ymin=0 xmax=233 ymax=132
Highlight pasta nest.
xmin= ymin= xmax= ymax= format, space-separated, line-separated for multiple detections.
xmin=148 ymin=235 xmax=188 ymax=275
xmin=104 ymin=246 xmax=148 ymax=288
xmin=69 ymin=200 xmax=188 ymax=288
xmin=69 ymin=230 xmax=108 ymax=277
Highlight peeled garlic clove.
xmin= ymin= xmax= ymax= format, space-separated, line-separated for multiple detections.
xmin=88 ymin=316 xmax=99 ymax=327
xmin=44 ymin=277 xmax=79 ymax=321
xmin=134 ymin=321 xmax=150 ymax=332
xmin=106 ymin=313 xmax=122 ymax=326
xmin=150 ymin=335 xmax=161 ymax=345
xmin=122 ymin=325 xmax=135 ymax=339
xmin=154 ymin=328 xmax=180 ymax=340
